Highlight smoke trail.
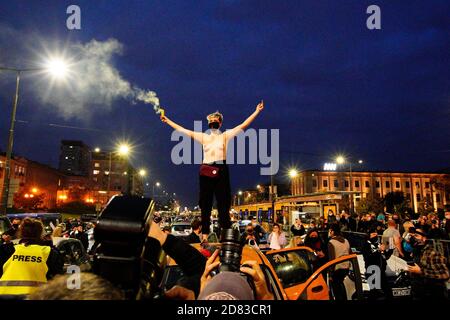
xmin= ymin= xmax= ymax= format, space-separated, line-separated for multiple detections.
xmin=0 ymin=24 xmax=163 ymax=120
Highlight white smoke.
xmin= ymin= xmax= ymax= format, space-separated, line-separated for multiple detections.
xmin=0 ymin=24 xmax=161 ymax=120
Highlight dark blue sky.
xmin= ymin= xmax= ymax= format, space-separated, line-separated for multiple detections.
xmin=0 ymin=0 xmax=449 ymax=207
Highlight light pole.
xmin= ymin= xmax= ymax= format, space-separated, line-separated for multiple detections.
xmin=237 ymin=191 xmax=243 ymax=206
xmin=1 ymin=61 xmax=68 ymax=214
xmin=335 ymin=156 xmax=363 ymax=214
xmin=153 ymin=182 xmax=161 ymax=199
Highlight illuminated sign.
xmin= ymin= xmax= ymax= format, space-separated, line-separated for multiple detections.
xmin=323 ymin=163 xmax=337 ymax=171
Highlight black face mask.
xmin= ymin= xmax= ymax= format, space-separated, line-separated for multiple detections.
xmin=208 ymin=122 xmax=220 ymax=129
xmin=309 ymin=237 xmax=320 ymax=243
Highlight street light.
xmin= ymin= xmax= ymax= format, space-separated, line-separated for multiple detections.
xmin=336 ymin=155 xmax=346 ymax=165
xmin=94 ymin=147 xmax=101 ymax=153
xmin=153 ymin=182 xmax=161 ymax=199
xmin=118 ymin=144 xmax=130 ymax=156
xmin=1 ymin=58 xmax=70 ymax=213
xmin=288 ymin=168 xmax=299 ymax=179
xmin=139 ymin=169 xmax=147 ymax=177
xmin=334 ymin=155 xmax=364 ymax=214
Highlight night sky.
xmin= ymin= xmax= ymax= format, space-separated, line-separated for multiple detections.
xmin=0 ymin=0 xmax=449 ymax=207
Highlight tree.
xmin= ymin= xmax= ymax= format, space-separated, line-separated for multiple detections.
xmin=355 ymin=196 xmax=384 ymax=215
xmin=383 ymin=191 xmax=411 ymax=217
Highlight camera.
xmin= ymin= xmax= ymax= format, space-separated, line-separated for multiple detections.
xmin=92 ymin=195 xmax=166 ymax=300
xmin=218 ymin=228 xmax=242 ymax=273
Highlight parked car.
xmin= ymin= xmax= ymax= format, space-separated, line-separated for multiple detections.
xmin=161 ymin=243 xmax=363 ymax=300
xmin=7 ymin=213 xmax=62 ymax=235
xmin=170 ymin=222 xmax=192 ymax=240
xmin=53 ymin=237 xmax=91 ymax=272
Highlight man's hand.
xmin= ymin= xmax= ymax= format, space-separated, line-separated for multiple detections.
xmin=164 ymin=285 xmax=195 ymax=300
xmin=256 ymin=100 xmax=264 ymax=112
xmin=200 ymin=249 xmax=220 ymax=293
xmin=240 ymin=260 xmax=274 ymax=300
xmin=407 ymin=263 xmax=422 ymax=274
xmin=160 ymin=115 xmax=168 ymax=123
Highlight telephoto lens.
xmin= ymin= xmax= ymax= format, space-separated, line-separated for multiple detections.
xmin=219 ymin=228 xmax=243 ymax=273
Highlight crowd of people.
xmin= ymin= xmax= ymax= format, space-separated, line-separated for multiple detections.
xmin=0 ymin=209 xmax=448 ymax=301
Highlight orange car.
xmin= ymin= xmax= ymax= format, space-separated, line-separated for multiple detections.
xmin=161 ymin=244 xmax=363 ymax=300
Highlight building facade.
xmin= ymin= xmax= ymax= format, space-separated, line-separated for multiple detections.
xmin=59 ymin=140 xmax=91 ymax=176
xmin=291 ymin=170 xmax=450 ymax=213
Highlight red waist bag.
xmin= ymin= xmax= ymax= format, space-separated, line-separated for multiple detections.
xmin=199 ymin=164 xmax=220 ymax=178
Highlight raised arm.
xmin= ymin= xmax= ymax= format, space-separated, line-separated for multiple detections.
xmin=231 ymin=101 xmax=264 ymax=132
xmin=161 ymin=115 xmax=202 ymax=143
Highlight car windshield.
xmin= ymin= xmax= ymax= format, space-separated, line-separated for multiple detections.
xmin=266 ymin=250 xmax=314 ymax=288
xmin=172 ymin=225 xmax=190 ymax=232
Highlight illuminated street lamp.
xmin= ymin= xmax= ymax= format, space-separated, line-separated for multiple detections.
xmin=288 ymin=168 xmax=299 ymax=179
xmin=139 ymin=169 xmax=147 ymax=177
xmin=118 ymin=144 xmax=130 ymax=156
xmin=153 ymin=182 xmax=161 ymax=199
xmin=1 ymin=58 xmax=70 ymax=213
xmin=94 ymin=147 xmax=101 ymax=153
xmin=336 ymin=155 xmax=346 ymax=165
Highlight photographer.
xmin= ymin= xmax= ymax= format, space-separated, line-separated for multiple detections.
xmin=362 ymin=226 xmax=393 ymax=300
xmin=428 ymin=218 xmax=446 ymax=240
xmin=199 ymin=249 xmax=273 ymax=300
xmin=241 ymin=223 xmax=259 ymax=247
xmin=149 ymin=222 xmax=274 ymax=300
xmin=0 ymin=218 xmax=63 ymax=297
xmin=407 ymin=228 xmax=449 ymax=300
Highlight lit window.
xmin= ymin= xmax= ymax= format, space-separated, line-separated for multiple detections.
xmin=93 ymin=170 xmax=100 ymax=175
xmin=94 ymin=163 xmax=100 ymax=168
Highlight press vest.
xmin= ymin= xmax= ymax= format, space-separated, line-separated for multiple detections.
xmin=0 ymin=244 xmax=51 ymax=295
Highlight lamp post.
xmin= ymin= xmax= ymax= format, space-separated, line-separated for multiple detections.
xmin=335 ymin=156 xmax=363 ymax=214
xmin=1 ymin=61 xmax=68 ymax=214
xmin=153 ymin=182 xmax=161 ymax=199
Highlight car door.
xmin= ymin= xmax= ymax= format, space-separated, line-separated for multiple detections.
xmin=265 ymin=247 xmax=318 ymax=300
xmin=296 ymin=254 xmax=364 ymax=301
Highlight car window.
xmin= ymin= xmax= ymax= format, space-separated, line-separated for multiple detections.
xmin=266 ymin=250 xmax=313 ymax=288
xmin=0 ymin=219 xmax=12 ymax=234
xmin=58 ymin=241 xmax=85 ymax=265
xmin=172 ymin=225 xmax=191 ymax=232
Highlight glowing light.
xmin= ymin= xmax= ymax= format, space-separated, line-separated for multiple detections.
xmin=31 ymin=188 xmax=38 ymax=193
xmin=45 ymin=58 xmax=69 ymax=78
xmin=324 ymin=163 xmax=337 ymax=171
xmin=156 ymin=182 xmax=161 ymax=187
xmin=336 ymin=156 xmax=345 ymax=164
xmin=139 ymin=169 xmax=147 ymax=177
xmin=117 ymin=143 xmax=130 ymax=156
xmin=238 ymin=191 xmax=243 ymax=195
xmin=94 ymin=147 xmax=101 ymax=153
xmin=288 ymin=168 xmax=299 ymax=178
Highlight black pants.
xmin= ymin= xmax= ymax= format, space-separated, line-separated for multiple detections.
xmin=199 ymin=163 xmax=231 ymax=235
xmin=331 ymin=269 xmax=349 ymax=301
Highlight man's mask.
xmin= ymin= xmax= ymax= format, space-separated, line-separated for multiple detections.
xmin=208 ymin=121 xmax=220 ymax=129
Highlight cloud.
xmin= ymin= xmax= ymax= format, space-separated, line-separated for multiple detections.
xmin=0 ymin=24 xmax=160 ymax=120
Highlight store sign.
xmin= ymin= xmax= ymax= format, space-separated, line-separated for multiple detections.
xmin=323 ymin=163 xmax=337 ymax=171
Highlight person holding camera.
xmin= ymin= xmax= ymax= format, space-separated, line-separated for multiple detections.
xmin=199 ymin=249 xmax=274 ymax=300
xmin=362 ymin=225 xmax=393 ymax=300
xmin=161 ymin=102 xmax=264 ymax=242
xmin=428 ymin=218 xmax=447 ymax=240
xmin=407 ymin=228 xmax=449 ymax=300
xmin=240 ymin=223 xmax=260 ymax=247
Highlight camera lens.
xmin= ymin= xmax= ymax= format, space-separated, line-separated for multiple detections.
xmin=219 ymin=228 xmax=242 ymax=273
